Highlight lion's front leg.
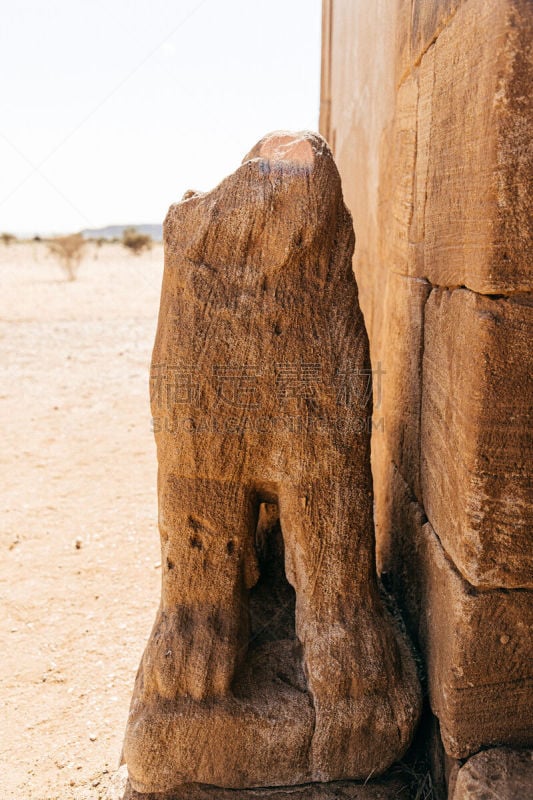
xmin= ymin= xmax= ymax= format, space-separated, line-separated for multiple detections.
xmin=279 ymin=476 xmax=421 ymax=779
xmin=136 ymin=476 xmax=256 ymax=703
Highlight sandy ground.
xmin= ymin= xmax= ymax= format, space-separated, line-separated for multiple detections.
xmin=0 ymin=241 xmax=165 ymax=799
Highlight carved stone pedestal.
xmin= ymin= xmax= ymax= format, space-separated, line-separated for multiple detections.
xmin=123 ymin=774 xmax=412 ymax=800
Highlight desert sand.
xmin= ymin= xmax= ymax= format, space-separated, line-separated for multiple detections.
xmin=0 ymin=241 xmax=164 ymax=799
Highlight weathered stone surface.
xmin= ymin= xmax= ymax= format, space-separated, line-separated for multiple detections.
xmin=388 ymin=466 xmax=533 ymax=758
xmin=323 ymin=0 xmax=532 ymax=352
xmin=417 ymin=0 xmax=533 ymax=293
xmin=321 ymin=0 xmax=533 ymax=772
xmin=385 ymin=74 xmax=418 ymax=279
xmin=451 ymin=747 xmax=533 ymax=800
xmin=373 ymin=272 xmax=430 ymax=572
xmin=123 ymin=774 xmax=412 ymax=799
xmin=395 ymin=0 xmax=533 ymax=294
xmin=409 ymin=0 xmax=463 ymax=68
xmin=122 ymin=132 xmax=421 ymax=794
xmin=421 ymin=288 xmax=533 ymax=589
xmin=320 ymin=0 xmax=399 ymax=350
xmin=395 ymin=0 xmax=466 ymax=86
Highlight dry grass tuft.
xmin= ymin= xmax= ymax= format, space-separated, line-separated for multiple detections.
xmin=47 ymin=233 xmax=86 ymax=281
xmin=122 ymin=227 xmax=152 ymax=255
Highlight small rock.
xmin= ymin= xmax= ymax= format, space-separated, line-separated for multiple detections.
xmin=75 ymin=537 xmax=83 ymax=550
xmin=89 ymin=733 xmax=98 ymax=741
xmin=99 ymin=765 xmax=128 ymax=800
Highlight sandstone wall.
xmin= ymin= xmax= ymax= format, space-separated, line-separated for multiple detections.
xmin=320 ymin=0 xmax=532 ymax=773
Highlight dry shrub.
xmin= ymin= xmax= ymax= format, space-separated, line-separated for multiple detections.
xmin=122 ymin=227 xmax=152 ymax=255
xmin=47 ymin=233 xmax=86 ymax=281
xmin=1 ymin=232 xmax=16 ymax=246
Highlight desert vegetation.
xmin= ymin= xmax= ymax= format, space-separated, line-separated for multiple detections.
xmin=122 ymin=227 xmax=152 ymax=255
xmin=47 ymin=232 xmax=86 ymax=281
xmin=1 ymin=232 xmax=16 ymax=246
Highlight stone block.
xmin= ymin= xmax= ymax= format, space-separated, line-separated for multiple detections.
xmin=421 ymin=288 xmax=533 ymax=589
xmin=389 ymin=466 xmax=533 ymax=758
xmin=417 ymin=0 xmax=532 ymax=293
xmin=451 ymin=747 xmax=533 ymax=799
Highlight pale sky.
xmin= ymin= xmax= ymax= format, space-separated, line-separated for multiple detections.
xmin=0 ymin=0 xmax=322 ymax=236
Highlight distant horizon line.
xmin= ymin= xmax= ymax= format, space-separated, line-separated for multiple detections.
xmin=5 ymin=221 xmax=164 ymax=239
